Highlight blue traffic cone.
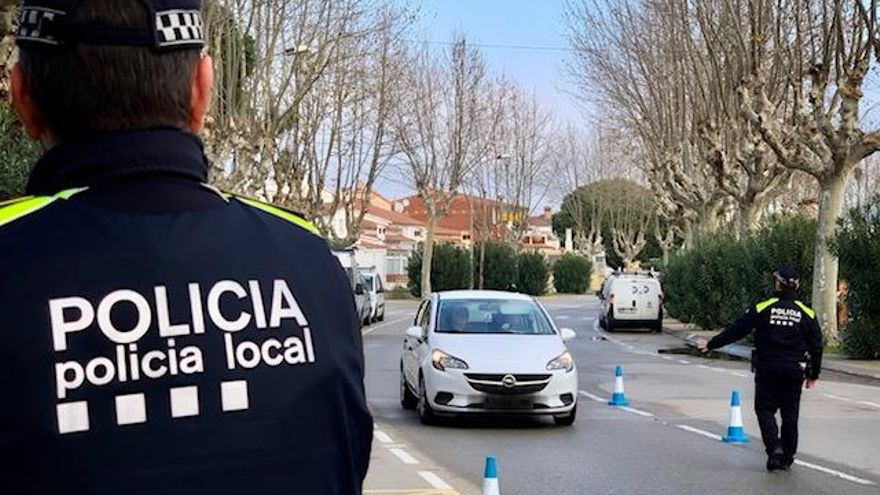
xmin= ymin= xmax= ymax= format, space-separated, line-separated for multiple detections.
xmin=482 ymin=456 xmax=500 ymax=495
xmin=608 ymin=366 xmax=630 ymax=406
xmin=722 ymin=390 xmax=749 ymax=443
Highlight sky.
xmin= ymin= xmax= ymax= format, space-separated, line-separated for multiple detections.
xmin=375 ymin=0 xmax=584 ymax=201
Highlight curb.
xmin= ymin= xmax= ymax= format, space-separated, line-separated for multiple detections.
xmin=661 ymin=322 xmax=880 ymax=382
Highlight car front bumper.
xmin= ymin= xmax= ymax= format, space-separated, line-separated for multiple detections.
xmin=424 ymin=367 xmax=578 ymax=415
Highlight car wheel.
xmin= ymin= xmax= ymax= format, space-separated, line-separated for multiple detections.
xmin=606 ymin=308 xmax=616 ymax=333
xmin=400 ymin=363 xmax=418 ymax=410
xmin=378 ymin=308 xmax=385 ymax=322
xmin=653 ymin=312 xmax=663 ymax=333
xmin=554 ymin=404 xmax=577 ymax=426
xmin=417 ymin=374 xmax=437 ymax=425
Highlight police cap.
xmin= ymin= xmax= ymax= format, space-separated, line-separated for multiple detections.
xmin=773 ymin=266 xmax=800 ymax=289
xmin=16 ymin=0 xmax=204 ymax=51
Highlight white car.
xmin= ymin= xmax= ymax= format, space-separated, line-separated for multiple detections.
xmin=399 ymin=290 xmax=578 ymax=426
xmin=598 ymin=272 xmax=663 ymax=332
xmin=362 ymin=271 xmax=386 ymax=322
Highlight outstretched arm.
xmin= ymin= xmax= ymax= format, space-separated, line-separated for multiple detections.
xmin=699 ymin=307 xmax=757 ymax=351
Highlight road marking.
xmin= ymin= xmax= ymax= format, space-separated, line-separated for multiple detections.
xmin=556 ymin=315 xmax=571 ymax=320
xmin=660 ymin=355 xmax=674 ymax=361
xmin=374 ymin=430 xmax=393 ymax=444
xmin=697 ymin=364 xmax=710 ymax=369
xmin=676 ymin=424 xmax=722 ymax=441
xmin=619 ymin=406 xmax=654 ymax=418
xmin=362 ymin=316 xmax=412 ymax=336
xmin=418 ymin=471 xmax=453 ymax=489
xmin=710 ymin=367 xmax=727 ymax=373
xmin=732 ymin=371 xmax=750 ymax=378
xmin=794 ymin=460 xmax=876 ymax=486
xmin=389 ymin=448 xmax=419 ymax=465
xmin=857 ymin=400 xmax=880 ymax=409
xmin=579 ymin=390 xmax=606 ymax=403
xmin=823 ymin=393 xmax=854 ymax=402
xmin=677 ymin=359 xmax=691 ymax=365
xmin=581 ymin=316 xmax=595 ymax=321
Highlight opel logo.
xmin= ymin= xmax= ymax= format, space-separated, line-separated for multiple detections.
xmin=501 ymin=374 xmax=516 ymax=388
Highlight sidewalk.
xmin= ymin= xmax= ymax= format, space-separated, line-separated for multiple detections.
xmin=662 ymin=318 xmax=880 ymax=381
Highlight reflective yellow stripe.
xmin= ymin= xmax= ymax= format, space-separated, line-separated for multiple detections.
xmin=755 ymin=298 xmax=779 ymax=313
xmin=795 ymin=301 xmax=816 ymax=319
xmin=235 ymin=196 xmax=321 ymax=236
xmin=0 ymin=188 xmax=88 ymax=228
xmin=0 ymin=196 xmax=34 ymax=207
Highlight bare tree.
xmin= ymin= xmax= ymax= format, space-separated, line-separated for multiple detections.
xmin=739 ymin=0 xmax=880 ymax=339
xmin=394 ymin=36 xmax=491 ymax=296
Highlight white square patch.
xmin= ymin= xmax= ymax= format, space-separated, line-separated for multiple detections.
xmin=170 ymin=386 xmax=200 ymax=418
xmin=57 ymin=401 xmax=89 ymax=434
xmin=221 ymin=380 xmax=249 ymax=412
xmin=115 ymin=393 xmax=147 ymax=425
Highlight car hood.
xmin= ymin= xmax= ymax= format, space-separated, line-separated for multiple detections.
xmin=430 ymin=333 xmax=569 ymax=373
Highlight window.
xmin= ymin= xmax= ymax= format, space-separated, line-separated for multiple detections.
xmin=418 ymin=300 xmax=433 ymax=329
xmin=413 ymin=229 xmax=423 ymax=238
xmin=435 ymin=299 xmax=555 ymax=335
xmin=462 ymin=234 xmax=472 ymax=241
xmin=386 ymin=254 xmax=408 ymax=275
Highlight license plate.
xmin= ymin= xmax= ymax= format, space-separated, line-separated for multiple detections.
xmin=484 ymin=396 xmax=532 ymax=409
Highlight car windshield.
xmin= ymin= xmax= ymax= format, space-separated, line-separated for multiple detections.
xmin=435 ymin=299 xmax=555 ymax=335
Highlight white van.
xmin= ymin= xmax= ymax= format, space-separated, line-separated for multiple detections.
xmin=598 ymin=273 xmax=663 ymax=332
xmin=362 ymin=270 xmax=386 ymax=323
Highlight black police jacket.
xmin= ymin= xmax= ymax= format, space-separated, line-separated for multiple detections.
xmin=0 ymin=128 xmax=373 ymax=494
xmin=708 ymin=292 xmax=823 ymax=379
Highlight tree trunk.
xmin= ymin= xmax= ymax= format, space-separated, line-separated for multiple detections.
xmin=420 ymin=215 xmax=438 ymax=297
xmin=478 ymin=241 xmax=486 ymax=290
xmin=738 ymin=201 xmax=760 ymax=239
xmin=662 ymin=246 xmax=670 ymax=267
xmin=811 ymin=174 xmax=846 ymax=342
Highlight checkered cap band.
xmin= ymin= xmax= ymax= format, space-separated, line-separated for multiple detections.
xmin=17 ymin=7 xmax=65 ymax=46
xmin=156 ymin=9 xmax=205 ymax=48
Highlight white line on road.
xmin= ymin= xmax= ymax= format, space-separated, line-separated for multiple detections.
xmin=675 ymin=424 xmax=722 ymax=441
xmin=856 ymin=400 xmax=880 ymax=409
xmin=556 ymin=315 xmax=571 ymax=320
xmin=697 ymin=364 xmax=710 ymax=369
xmin=418 ymin=471 xmax=453 ymax=489
xmin=389 ymin=448 xmax=419 ymax=465
xmin=619 ymin=406 xmax=655 ymax=418
xmin=362 ymin=316 xmax=412 ymax=336
xmin=677 ymin=359 xmax=691 ymax=365
xmin=732 ymin=371 xmax=749 ymax=378
xmin=794 ymin=460 xmax=876 ymax=486
xmin=581 ymin=316 xmax=595 ymax=321
xmin=660 ymin=355 xmax=674 ymax=361
xmin=823 ymin=393 xmax=854 ymax=402
xmin=578 ymin=390 xmax=606 ymax=403
xmin=374 ymin=430 xmax=393 ymax=444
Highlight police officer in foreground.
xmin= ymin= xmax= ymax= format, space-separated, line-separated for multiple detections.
xmin=1 ymin=1 xmax=372 ymax=493
xmin=697 ymin=267 xmax=823 ymax=472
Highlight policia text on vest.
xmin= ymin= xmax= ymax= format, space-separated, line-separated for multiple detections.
xmin=52 ymin=279 xmax=316 ymax=411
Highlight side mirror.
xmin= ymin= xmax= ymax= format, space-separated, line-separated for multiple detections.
xmin=406 ymin=326 xmax=424 ymax=340
xmin=560 ymin=328 xmax=577 ymax=341
xmin=355 ymin=283 xmax=366 ymax=295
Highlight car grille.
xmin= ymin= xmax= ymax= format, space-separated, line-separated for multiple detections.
xmin=464 ymin=373 xmax=552 ymax=395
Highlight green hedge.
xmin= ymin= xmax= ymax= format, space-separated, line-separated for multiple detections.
xmin=406 ymin=244 xmax=470 ymax=297
xmin=0 ymin=106 xmax=39 ymax=201
xmin=553 ymin=253 xmax=592 ymax=294
xmin=832 ymin=198 xmax=880 ymax=358
xmin=474 ymin=242 xmax=518 ymax=291
xmin=517 ymin=251 xmax=549 ymax=296
xmin=663 ymin=216 xmax=816 ymax=329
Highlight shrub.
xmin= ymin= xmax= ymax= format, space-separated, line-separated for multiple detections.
xmin=474 ymin=242 xmax=518 ymax=290
xmin=663 ymin=216 xmax=816 ymax=329
xmin=553 ymin=253 xmax=592 ymax=294
xmin=406 ymin=243 xmax=470 ymax=297
xmin=0 ymin=106 xmax=40 ymax=200
xmin=517 ymin=251 xmax=549 ymax=296
xmin=832 ymin=197 xmax=880 ymax=358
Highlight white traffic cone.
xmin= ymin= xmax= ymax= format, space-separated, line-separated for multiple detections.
xmin=482 ymin=456 xmax=500 ymax=495
xmin=722 ymin=390 xmax=749 ymax=443
xmin=608 ymin=365 xmax=630 ymax=406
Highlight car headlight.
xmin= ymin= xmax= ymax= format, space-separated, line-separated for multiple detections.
xmin=547 ymin=351 xmax=574 ymax=372
xmin=431 ymin=349 xmax=469 ymax=371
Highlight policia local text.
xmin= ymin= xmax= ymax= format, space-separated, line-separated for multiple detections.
xmin=49 ymin=279 xmax=316 ymax=399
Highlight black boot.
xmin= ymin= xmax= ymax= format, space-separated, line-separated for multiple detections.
xmin=780 ymin=456 xmax=794 ymax=470
xmin=766 ymin=453 xmax=784 ymax=471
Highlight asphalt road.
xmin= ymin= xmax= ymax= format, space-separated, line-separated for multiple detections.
xmin=364 ymin=296 xmax=880 ymax=495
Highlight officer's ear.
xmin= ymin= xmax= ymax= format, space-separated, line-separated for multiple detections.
xmin=188 ymin=54 xmax=214 ymax=134
xmin=10 ymin=62 xmax=47 ymax=142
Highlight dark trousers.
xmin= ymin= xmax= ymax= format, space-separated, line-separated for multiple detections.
xmin=754 ymin=368 xmax=804 ymax=458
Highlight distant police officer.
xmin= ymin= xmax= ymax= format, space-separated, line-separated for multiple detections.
xmin=698 ymin=267 xmax=823 ymax=471
xmin=0 ymin=1 xmax=371 ymax=494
